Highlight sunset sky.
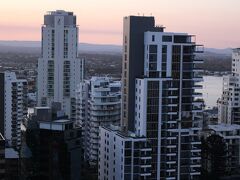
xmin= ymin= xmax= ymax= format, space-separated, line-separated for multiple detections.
xmin=0 ymin=0 xmax=239 ymax=48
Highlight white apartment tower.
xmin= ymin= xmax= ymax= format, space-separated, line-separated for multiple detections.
xmin=37 ymin=10 xmax=84 ymax=120
xmin=134 ymin=32 xmax=203 ymax=180
xmin=0 ymin=72 xmax=28 ymax=149
xmin=76 ymin=77 xmax=121 ymax=165
xmin=218 ymin=48 xmax=240 ymax=124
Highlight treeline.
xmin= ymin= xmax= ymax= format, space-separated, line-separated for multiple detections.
xmin=0 ymin=51 xmax=232 ymax=78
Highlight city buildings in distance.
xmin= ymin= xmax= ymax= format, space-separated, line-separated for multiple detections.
xmin=218 ymin=48 xmax=240 ymax=124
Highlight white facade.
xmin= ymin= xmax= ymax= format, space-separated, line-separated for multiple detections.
xmin=218 ymin=48 xmax=240 ymax=124
xmin=98 ymin=125 xmax=152 ymax=180
xmin=135 ymin=31 xmax=203 ymax=179
xmin=76 ymin=77 xmax=121 ymax=165
xmin=37 ymin=10 xmax=84 ymax=120
xmin=101 ymin=29 xmax=203 ymax=179
xmin=3 ymin=72 xmax=27 ymax=149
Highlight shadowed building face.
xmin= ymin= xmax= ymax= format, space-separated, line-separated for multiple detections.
xmin=121 ymin=16 xmax=156 ymax=131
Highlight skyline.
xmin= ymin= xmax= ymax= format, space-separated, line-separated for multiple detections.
xmin=0 ymin=0 xmax=240 ymax=48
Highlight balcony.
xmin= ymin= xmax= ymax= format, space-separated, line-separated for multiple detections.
xmin=140 ymin=173 xmax=151 ymax=176
xmin=140 ymin=156 xmax=152 ymax=160
xmin=192 ymin=77 xmax=203 ymax=82
xmin=193 ymin=68 xmax=203 ymax=73
xmin=192 ymin=92 xmax=202 ymax=98
xmin=140 ymin=164 xmax=151 ymax=168
xmin=166 ymin=169 xmax=176 ymax=173
xmin=194 ymin=45 xmax=204 ymax=53
xmin=140 ymin=148 xmax=152 ymax=151
xmin=166 ymin=161 xmax=176 ymax=164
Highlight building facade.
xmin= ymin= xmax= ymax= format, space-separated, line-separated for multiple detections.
xmin=0 ymin=133 xmax=5 ymax=179
xmin=120 ymin=16 xmax=204 ymax=179
xmin=5 ymin=147 xmax=20 ymax=180
xmin=99 ymin=125 xmax=152 ymax=180
xmin=218 ymin=48 xmax=240 ymax=124
xmin=26 ymin=105 xmax=83 ymax=180
xmin=37 ymin=10 xmax=85 ymax=120
xmin=77 ymin=77 xmax=121 ymax=165
xmin=0 ymin=72 xmax=28 ymax=149
xmin=121 ymin=16 xmax=156 ymax=132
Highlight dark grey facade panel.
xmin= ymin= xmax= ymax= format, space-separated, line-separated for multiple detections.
xmin=122 ymin=16 xmax=155 ymax=131
xmin=0 ymin=73 xmax=4 ymax=136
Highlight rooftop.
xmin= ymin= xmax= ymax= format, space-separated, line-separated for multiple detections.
xmin=39 ymin=119 xmax=73 ymax=131
xmin=208 ymin=124 xmax=240 ymax=132
xmin=102 ymin=125 xmax=146 ymax=140
xmin=46 ymin=10 xmax=74 ymax=16
xmin=5 ymin=148 xmax=19 ymax=159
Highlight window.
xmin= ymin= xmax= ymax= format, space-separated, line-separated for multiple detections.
xmin=149 ymin=45 xmax=157 ymax=53
xmin=162 ymin=35 xmax=172 ymax=42
xmin=152 ymin=35 xmax=155 ymax=42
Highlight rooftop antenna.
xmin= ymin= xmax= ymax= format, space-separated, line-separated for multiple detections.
xmin=143 ymin=13 xmax=144 ymax=16
xmin=150 ymin=13 xmax=152 ymax=16
xmin=137 ymin=13 xmax=140 ymax=16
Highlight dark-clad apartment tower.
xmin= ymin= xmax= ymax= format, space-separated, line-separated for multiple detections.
xmin=121 ymin=16 xmax=161 ymax=131
xmin=0 ymin=133 xmax=5 ymax=179
xmin=26 ymin=105 xmax=83 ymax=180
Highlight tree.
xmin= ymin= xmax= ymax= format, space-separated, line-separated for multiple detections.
xmin=201 ymin=134 xmax=227 ymax=180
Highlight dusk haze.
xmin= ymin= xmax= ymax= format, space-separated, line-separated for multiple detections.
xmin=0 ymin=0 xmax=240 ymax=48
xmin=0 ymin=1 xmax=240 ymax=180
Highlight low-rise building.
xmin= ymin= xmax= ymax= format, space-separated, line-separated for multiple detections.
xmin=25 ymin=104 xmax=83 ymax=180
xmin=207 ymin=124 xmax=240 ymax=174
xmin=98 ymin=125 xmax=152 ymax=180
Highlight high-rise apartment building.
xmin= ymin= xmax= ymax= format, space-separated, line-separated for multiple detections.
xmin=218 ymin=48 xmax=240 ymax=124
xmin=0 ymin=72 xmax=28 ymax=149
xmin=37 ymin=10 xmax=84 ymax=120
xmin=104 ymin=16 xmax=204 ymax=180
xmin=76 ymin=77 xmax=121 ymax=165
xmin=135 ymin=30 xmax=203 ymax=179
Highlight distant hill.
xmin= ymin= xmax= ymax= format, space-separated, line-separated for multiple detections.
xmin=0 ymin=41 xmax=234 ymax=73
xmin=204 ymin=48 xmax=232 ymax=55
xmin=0 ymin=40 xmax=233 ymax=55
xmin=0 ymin=41 xmax=40 ymax=47
xmin=0 ymin=41 xmax=122 ymax=54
